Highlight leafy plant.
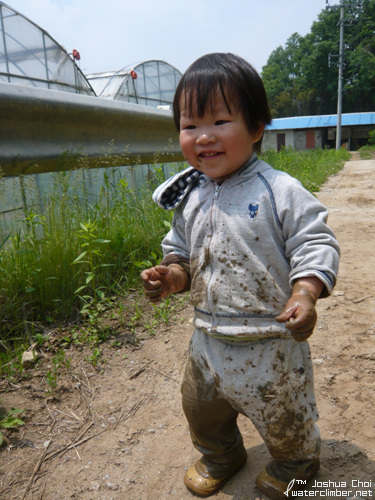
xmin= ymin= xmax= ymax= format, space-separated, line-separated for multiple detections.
xmin=0 ymin=350 xmax=25 ymax=380
xmin=45 ymin=349 xmax=71 ymax=398
xmin=152 ymin=295 xmax=190 ymax=326
xmin=127 ymin=301 xmax=143 ymax=332
xmin=153 ymin=297 xmax=173 ymax=324
xmin=46 ymin=366 xmax=58 ymax=398
xmin=34 ymin=333 xmax=46 ymax=346
xmin=73 ymin=220 xmax=113 ymax=323
xmin=133 ymin=251 xmax=160 ymax=271
xmin=0 ymin=404 xmax=25 ymax=447
xmin=86 ymin=347 xmax=101 ymax=367
xmin=144 ymin=319 xmax=159 ymax=336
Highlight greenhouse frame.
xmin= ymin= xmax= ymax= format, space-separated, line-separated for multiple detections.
xmin=0 ymin=1 xmax=95 ymax=95
xmin=87 ymin=60 xmax=182 ymax=108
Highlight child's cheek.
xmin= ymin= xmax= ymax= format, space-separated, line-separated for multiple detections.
xmin=183 ymin=154 xmax=200 ymax=167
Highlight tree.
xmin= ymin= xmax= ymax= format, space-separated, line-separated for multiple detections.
xmin=262 ymin=0 xmax=375 ymax=117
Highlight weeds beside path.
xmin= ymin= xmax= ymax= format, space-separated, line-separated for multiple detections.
xmin=0 ymin=148 xmax=349 ymax=365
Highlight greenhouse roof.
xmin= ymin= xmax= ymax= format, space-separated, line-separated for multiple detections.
xmin=0 ymin=2 xmax=95 ymax=95
xmin=87 ymin=60 xmax=182 ymax=108
xmin=267 ymin=112 xmax=375 ymax=131
xmin=0 ymin=3 xmax=181 ymax=107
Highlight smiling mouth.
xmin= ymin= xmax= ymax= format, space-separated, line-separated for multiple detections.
xmin=199 ymin=152 xmax=223 ymax=158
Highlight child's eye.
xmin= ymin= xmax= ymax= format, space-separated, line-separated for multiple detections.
xmin=215 ymin=120 xmax=228 ymax=126
xmin=183 ymin=124 xmax=196 ymax=130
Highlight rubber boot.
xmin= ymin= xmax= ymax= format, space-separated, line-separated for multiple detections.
xmin=256 ymin=457 xmax=320 ymax=500
xmin=184 ymin=447 xmax=247 ymax=497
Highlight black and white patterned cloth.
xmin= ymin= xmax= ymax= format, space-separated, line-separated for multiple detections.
xmin=152 ymin=166 xmax=201 ymax=210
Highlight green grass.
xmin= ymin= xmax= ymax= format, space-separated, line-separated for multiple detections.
xmin=357 ymin=144 xmax=375 ymax=159
xmin=0 ymin=148 xmax=350 ymax=372
xmin=0 ymin=162 xmax=176 ymax=354
xmin=260 ymin=147 xmax=350 ymax=192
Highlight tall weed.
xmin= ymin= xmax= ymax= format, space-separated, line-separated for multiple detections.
xmin=0 ymin=160 xmax=177 ymax=352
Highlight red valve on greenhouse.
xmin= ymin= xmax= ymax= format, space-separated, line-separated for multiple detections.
xmin=72 ymin=49 xmax=81 ymax=61
xmin=131 ymin=70 xmax=137 ymax=79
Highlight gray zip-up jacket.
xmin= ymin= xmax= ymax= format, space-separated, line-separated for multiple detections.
xmin=153 ymin=155 xmax=340 ymax=340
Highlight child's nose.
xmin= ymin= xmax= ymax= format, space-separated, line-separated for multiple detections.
xmin=196 ymin=132 xmax=216 ymax=145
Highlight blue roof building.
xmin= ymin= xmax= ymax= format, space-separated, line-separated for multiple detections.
xmin=264 ymin=112 xmax=375 ymax=151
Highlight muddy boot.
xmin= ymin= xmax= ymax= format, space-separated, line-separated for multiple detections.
xmin=256 ymin=457 xmax=320 ymax=500
xmin=184 ymin=448 xmax=247 ymax=497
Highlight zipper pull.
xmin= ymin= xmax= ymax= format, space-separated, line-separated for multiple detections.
xmin=213 ymin=184 xmax=221 ymax=199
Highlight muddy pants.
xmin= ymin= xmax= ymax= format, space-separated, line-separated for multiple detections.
xmin=181 ymin=329 xmax=320 ymax=467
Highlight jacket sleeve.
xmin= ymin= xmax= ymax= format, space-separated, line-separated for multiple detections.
xmin=160 ymin=203 xmax=191 ymax=291
xmin=275 ymin=176 xmax=340 ymax=298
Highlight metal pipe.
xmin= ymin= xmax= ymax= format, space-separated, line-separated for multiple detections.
xmin=0 ymin=82 xmax=183 ymax=177
xmin=0 ymin=5 xmax=11 ymax=82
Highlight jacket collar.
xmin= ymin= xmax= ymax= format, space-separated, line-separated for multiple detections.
xmin=152 ymin=166 xmax=202 ymax=210
xmin=152 ymin=153 xmax=258 ymax=210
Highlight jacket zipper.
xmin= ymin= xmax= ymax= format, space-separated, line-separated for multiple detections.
xmin=206 ymin=183 xmax=221 ymax=330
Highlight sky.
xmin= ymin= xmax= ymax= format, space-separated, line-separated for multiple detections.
xmin=7 ymin=0 xmax=329 ymax=76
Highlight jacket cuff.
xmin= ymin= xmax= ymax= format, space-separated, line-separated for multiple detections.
xmin=160 ymin=254 xmax=191 ymax=292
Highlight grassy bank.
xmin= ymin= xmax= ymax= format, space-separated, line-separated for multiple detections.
xmin=0 ymin=148 xmax=350 ymax=366
xmin=358 ymin=144 xmax=375 ymax=159
xmin=261 ymin=147 xmax=350 ymax=192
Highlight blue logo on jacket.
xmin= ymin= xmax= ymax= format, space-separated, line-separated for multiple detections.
xmin=248 ymin=203 xmax=259 ymax=218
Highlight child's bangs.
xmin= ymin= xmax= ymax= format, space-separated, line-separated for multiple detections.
xmin=180 ymin=72 xmax=239 ymax=119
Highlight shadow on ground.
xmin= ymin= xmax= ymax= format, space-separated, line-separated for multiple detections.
xmin=220 ymin=439 xmax=375 ymax=499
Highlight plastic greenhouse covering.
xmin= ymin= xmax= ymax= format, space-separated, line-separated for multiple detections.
xmin=0 ymin=2 xmax=95 ymax=95
xmin=87 ymin=60 xmax=182 ymax=107
xmin=0 ymin=2 xmax=183 ymax=238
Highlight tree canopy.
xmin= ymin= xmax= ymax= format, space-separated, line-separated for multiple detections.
xmin=261 ymin=0 xmax=375 ymax=117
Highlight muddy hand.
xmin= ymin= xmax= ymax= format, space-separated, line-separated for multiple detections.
xmin=276 ymin=294 xmax=317 ymax=342
xmin=141 ymin=264 xmax=188 ymax=304
xmin=141 ymin=265 xmax=171 ymax=303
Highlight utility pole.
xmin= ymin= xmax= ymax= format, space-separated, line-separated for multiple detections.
xmin=327 ymin=0 xmax=345 ymax=150
xmin=336 ymin=1 xmax=344 ymax=150
xmin=327 ymin=0 xmax=363 ymax=149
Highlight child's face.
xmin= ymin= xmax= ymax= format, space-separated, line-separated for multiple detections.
xmin=179 ymin=90 xmax=264 ymax=183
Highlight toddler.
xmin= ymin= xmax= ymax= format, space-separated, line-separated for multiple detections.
xmin=141 ymin=53 xmax=340 ymax=499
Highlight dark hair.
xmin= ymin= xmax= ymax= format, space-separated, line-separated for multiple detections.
xmin=173 ymin=53 xmax=272 ymax=153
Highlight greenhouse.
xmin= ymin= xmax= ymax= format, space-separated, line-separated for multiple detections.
xmin=0 ymin=2 xmax=182 ymax=105
xmin=87 ymin=60 xmax=182 ymax=108
xmin=0 ymin=1 xmax=183 ymax=235
xmin=0 ymin=1 xmax=95 ymax=95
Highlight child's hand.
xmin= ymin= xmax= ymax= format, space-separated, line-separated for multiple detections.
xmin=140 ymin=264 xmax=188 ymax=303
xmin=275 ymin=277 xmax=324 ymax=342
xmin=275 ymin=294 xmax=317 ymax=342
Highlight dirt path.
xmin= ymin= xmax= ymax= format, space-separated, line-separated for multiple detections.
xmin=1 ymin=157 xmax=375 ymax=500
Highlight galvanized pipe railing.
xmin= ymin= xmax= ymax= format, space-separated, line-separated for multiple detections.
xmin=0 ymin=82 xmax=184 ymax=177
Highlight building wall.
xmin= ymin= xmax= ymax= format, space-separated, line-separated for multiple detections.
xmin=263 ymin=129 xmax=324 ymax=151
xmin=263 ymin=130 xmax=294 ymax=151
xmin=294 ymin=130 xmax=306 ymax=150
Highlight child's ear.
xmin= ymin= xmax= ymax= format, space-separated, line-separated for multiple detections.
xmin=252 ymin=123 xmax=265 ymax=144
